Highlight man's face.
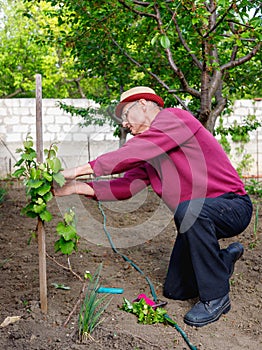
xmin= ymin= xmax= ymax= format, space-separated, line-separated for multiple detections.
xmin=121 ymin=100 xmax=150 ymax=135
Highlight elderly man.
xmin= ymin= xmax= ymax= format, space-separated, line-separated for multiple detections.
xmin=54 ymin=86 xmax=252 ymax=327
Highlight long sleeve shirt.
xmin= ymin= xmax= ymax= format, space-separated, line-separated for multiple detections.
xmin=88 ymin=108 xmax=246 ymax=211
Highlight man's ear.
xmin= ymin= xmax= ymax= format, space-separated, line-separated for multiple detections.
xmin=139 ymin=99 xmax=148 ymax=111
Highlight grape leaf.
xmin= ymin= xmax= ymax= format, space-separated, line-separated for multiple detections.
xmin=39 ymin=209 xmax=53 ymax=222
xmin=53 ymin=172 xmax=65 ymax=187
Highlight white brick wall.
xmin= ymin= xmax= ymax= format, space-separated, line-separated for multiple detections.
xmin=0 ymin=98 xmax=119 ymax=176
xmin=0 ymin=98 xmax=261 ymax=177
xmin=216 ymin=99 xmax=262 ymax=177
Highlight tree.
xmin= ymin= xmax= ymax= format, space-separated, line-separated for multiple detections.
xmin=0 ymin=0 xmax=95 ymax=98
xmin=27 ymin=0 xmax=261 ymax=132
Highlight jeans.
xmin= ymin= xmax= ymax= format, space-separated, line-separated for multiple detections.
xmin=163 ymin=193 xmax=253 ymax=302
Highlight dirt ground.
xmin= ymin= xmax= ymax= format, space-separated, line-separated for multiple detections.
xmin=0 ymin=180 xmax=261 ymax=350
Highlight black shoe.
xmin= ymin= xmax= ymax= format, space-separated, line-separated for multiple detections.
xmin=184 ymin=294 xmax=231 ymax=327
xmin=226 ymin=242 xmax=244 ymax=277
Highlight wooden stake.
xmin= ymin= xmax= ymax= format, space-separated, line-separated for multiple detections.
xmin=36 ymin=74 xmax=47 ymax=313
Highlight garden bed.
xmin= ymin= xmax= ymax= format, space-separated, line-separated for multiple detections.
xmin=0 ymin=181 xmax=261 ymax=349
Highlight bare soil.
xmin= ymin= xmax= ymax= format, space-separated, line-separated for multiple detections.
xmin=0 ymin=180 xmax=261 ymax=350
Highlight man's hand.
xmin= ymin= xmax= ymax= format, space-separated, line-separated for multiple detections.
xmin=61 ymin=163 xmax=94 ymax=180
xmin=53 ymin=180 xmax=95 ymax=197
xmin=61 ymin=168 xmax=77 ymax=180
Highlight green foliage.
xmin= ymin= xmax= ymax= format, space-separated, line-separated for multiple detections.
xmin=57 ymin=100 xmax=122 ymax=139
xmin=12 ymin=135 xmax=81 ymax=258
xmin=0 ymin=0 xmax=257 ymax=134
xmin=55 ymin=208 xmax=79 ymax=255
xmin=235 ymin=152 xmax=254 ymax=176
xmin=248 ymin=202 xmax=260 ymax=249
xmin=245 ymin=179 xmax=262 ymax=198
xmin=24 ymin=0 xmax=262 ymax=131
xmin=253 ymin=204 xmax=259 ymax=235
xmin=58 ymin=102 xmax=116 ymax=127
xmin=215 ymin=115 xmax=261 ymax=175
xmin=215 ymin=115 xmax=261 ymax=144
xmin=0 ymin=0 xmax=93 ymax=98
xmin=78 ymin=264 xmax=112 ymax=342
xmin=0 ymin=187 xmax=7 ymax=204
xmin=244 ymin=180 xmax=261 ymax=250
xmin=120 ymin=297 xmax=167 ymax=325
xmin=12 ymin=134 xmax=65 ymax=222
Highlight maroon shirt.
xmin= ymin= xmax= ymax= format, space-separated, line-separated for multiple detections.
xmin=88 ymin=108 xmax=246 ymax=211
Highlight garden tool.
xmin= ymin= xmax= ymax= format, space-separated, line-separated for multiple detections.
xmin=133 ymin=293 xmax=167 ymax=309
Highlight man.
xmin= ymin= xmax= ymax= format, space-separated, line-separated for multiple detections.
xmin=54 ymin=86 xmax=253 ymax=327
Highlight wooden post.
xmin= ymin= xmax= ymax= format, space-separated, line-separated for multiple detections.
xmin=36 ymin=74 xmax=47 ymax=313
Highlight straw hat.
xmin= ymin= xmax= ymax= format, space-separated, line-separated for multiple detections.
xmin=115 ymin=86 xmax=164 ymax=117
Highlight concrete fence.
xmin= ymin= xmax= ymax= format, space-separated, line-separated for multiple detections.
xmin=0 ymin=98 xmax=261 ymax=178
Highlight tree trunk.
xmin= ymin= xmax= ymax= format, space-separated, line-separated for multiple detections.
xmin=199 ymin=41 xmax=211 ymax=128
xmin=119 ymin=126 xmax=128 ymax=147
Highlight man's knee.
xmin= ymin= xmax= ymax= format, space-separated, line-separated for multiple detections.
xmin=174 ymin=199 xmax=206 ymax=232
xmin=174 ymin=200 xmax=190 ymax=227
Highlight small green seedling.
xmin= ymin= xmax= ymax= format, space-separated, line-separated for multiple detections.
xmin=55 ymin=208 xmax=79 ymax=256
xmin=78 ymin=264 xmax=112 ymax=342
xmin=13 ymin=135 xmax=80 ymax=258
xmin=0 ymin=187 xmax=7 ymax=204
xmin=52 ymin=283 xmax=71 ymax=290
xmin=121 ymin=297 xmax=167 ymax=325
xmin=12 ymin=134 xmax=65 ymax=222
xmin=84 ymin=270 xmax=92 ymax=280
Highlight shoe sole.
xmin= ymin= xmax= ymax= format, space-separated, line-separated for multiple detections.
xmin=184 ymin=301 xmax=231 ymax=327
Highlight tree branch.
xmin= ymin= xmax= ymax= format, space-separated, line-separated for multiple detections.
xmin=111 ymin=38 xmax=191 ymax=110
xmin=219 ymin=35 xmax=257 ymax=42
xmin=213 ymin=97 xmax=227 ymax=121
xmin=165 ymin=47 xmax=201 ymax=98
xmin=171 ymin=13 xmax=203 ymax=70
xmin=230 ymin=45 xmax=239 ymax=62
xmin=221 ymin=42 xmax=261 ymax=71
xmin=131 ymin=0 xmax=150 ymax=6
xmin=117 ymin=0 xmax=157 ymax=18
xmin=207 ymin=1 xmax=220 ymax=76
xmin=203 ymin=3 xmax=234 ymax=38
xmin=178 ymin=2 xmax=204 ymax=37
xmin=46 ymin=253 xmax=83 ymax=282
xmin=65 ymin=76 xmax=86 ymax=98
xmin=2 ymin=88 xmax=23 ymax=98
xmin=116 ymin=0 xmax=200 ymax=100
xmin=208 ymin=70 xmax=222 ymax=101
xmin=213 ymin=81 xmax=227 ymax=120
xmin=226 ymin=19 xmax=254 ymax=30
xmin=154 ymin=6 xmax=200 ymax=98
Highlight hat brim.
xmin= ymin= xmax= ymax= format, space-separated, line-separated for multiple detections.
xmin=115 ymin=93 xmax=164 ymax=118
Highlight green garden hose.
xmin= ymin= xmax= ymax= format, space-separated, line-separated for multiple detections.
xmin=98 ymin=201 xmax=198 ymax=350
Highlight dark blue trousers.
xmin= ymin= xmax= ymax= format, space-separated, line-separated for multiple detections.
xmin=163 ymin=193 xmax=253 ymax=302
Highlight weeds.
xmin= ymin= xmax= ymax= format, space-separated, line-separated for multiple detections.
xmin=253 ymin=204 xmax=259 ymax=239
xmin=249 ymin=204 xmax=260 ymax=249
xmin=0 ymin=187 xmax=7 ymax=204
xmin=244 ymin=178 xmax=261 ymax=249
